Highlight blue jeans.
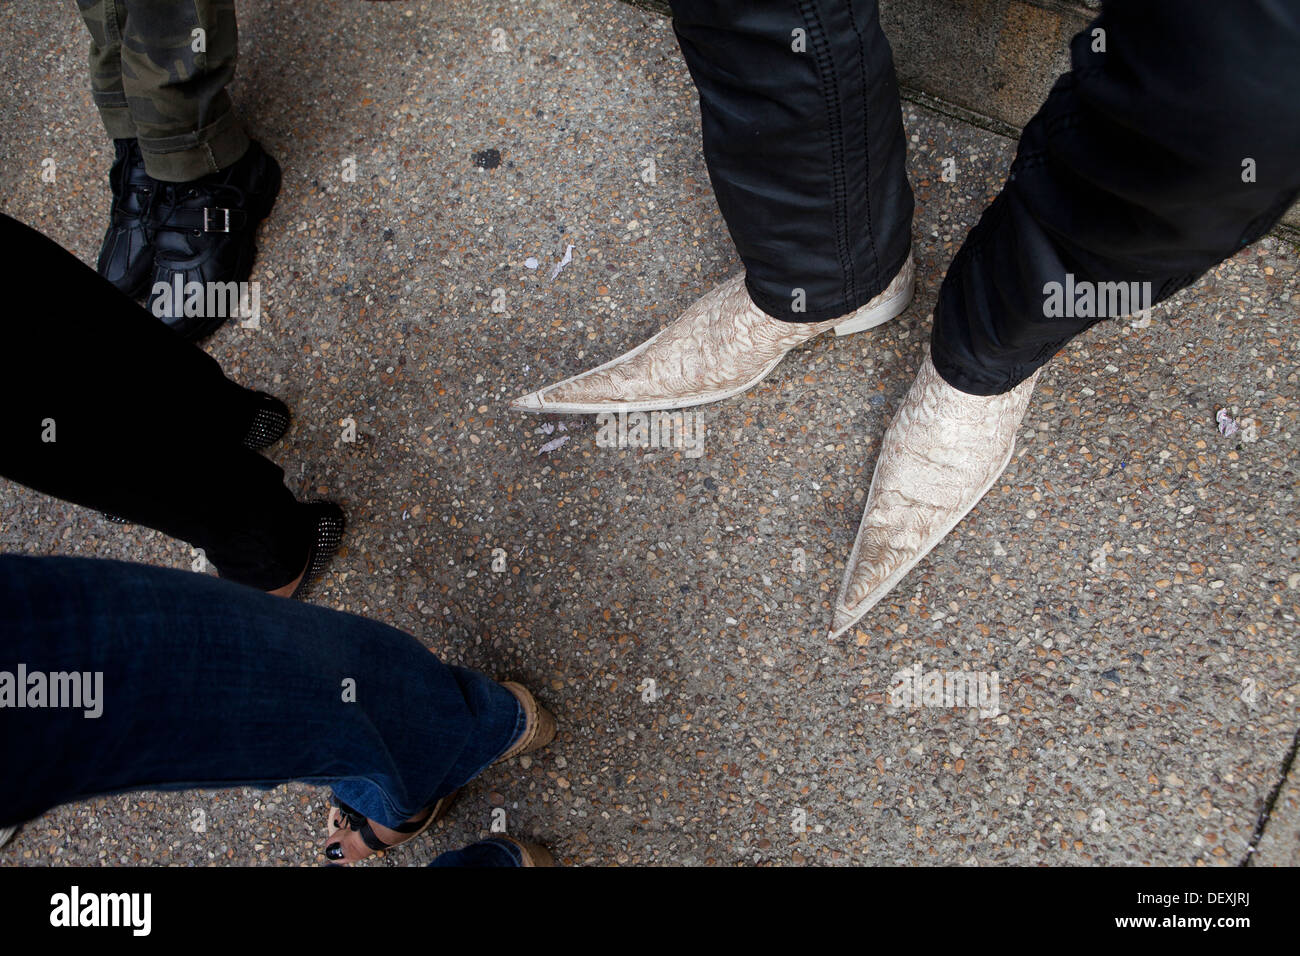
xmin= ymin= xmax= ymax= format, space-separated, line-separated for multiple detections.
xmin=429 ymin=838 xmax=522 ymax=868
xmin=0 ymin=554 xmax=523 ymax=832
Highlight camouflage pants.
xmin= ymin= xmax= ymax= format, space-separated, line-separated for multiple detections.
xmin=76 ymin=0 xmax=249 ymax=181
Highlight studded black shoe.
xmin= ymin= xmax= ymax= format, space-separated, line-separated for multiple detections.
xmin=242 ymin=393 xmax=291 ymax=451
xmin=96 ymin=139 xmax=159 ymax=297
xmin=291 ymin=501 xmax=346 ymax=599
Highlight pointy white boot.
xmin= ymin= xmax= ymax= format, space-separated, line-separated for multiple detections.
xmin=828 ymin=345 xmax=1040 ymax=640
xmin=510 ymin=253 xmax=914 ymax=414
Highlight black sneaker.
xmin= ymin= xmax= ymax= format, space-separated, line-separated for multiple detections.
xmin=147 ymin=141 xmax=282 ymax=340
xmin=96 ymin=138 xmax=159 ymax=297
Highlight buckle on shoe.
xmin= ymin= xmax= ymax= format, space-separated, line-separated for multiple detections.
xmin=203 ymin=207 xmax=232 ymax=233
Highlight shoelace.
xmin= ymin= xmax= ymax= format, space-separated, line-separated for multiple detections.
xmin=113 ymin=148 xmax=163 ymax=245
xmin=138 ymin=181 xmax=161 ymax=246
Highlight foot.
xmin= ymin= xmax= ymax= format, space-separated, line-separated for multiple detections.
xmin=288 ymin=501 xmax=344 ymax=599
xmin=323 ymin=795 xmax=453 ymax=864
xmin=265 ymin=565 xmax=304 ymax=598
xmin=146 ymin=140 xmax=282 ymax=341
xmin=510 ymin=253 xmax=914 ymax=414
xmin=320 ymin=682 xmax=554 ymax=864
xmin=96 ymin=138 xmax=159 ymax=297
xmin=490 ymin=836 xmax=556 ymax=867
xmin=242 ymin=392 xmax=291 ymax=451
xmin=828 ymin=346 xmax=1040 ymax=639
xmin=266 ymin=500 xmax=345 ymax=598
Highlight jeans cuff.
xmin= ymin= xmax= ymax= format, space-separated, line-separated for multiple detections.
xmin=329 ymin=779 xmax=408 ymax=830
xmin=481 ymin=838 xmax=525 ymax=866
xmin=483 ymin=688 xmax=528 ymax=767
xmin=928 ymin=331 xmax=1024 ymax=397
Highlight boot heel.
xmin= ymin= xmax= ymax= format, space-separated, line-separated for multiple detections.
xmin=833 ymin=254 xmax=916 ymax=336
xmin=833 ymin=282 xmax=914 ymax=336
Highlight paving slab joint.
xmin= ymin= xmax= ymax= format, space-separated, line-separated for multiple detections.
xmin=1241 ymin=724 xmax=1300 ymax=866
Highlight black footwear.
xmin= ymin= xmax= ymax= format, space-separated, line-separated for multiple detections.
xmin=291 ymin=501 xmax=345 ymax=599
xmin=96 ymin=139 xmax=159 ymax=297
xmin=243 ymin=392 xmax=291 ymax=451
xmin=147 ymin=141 xmax=282 ymax=341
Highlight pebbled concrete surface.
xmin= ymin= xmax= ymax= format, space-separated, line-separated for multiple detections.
xmin=0 ymin=0 xmax=1297 ymax=866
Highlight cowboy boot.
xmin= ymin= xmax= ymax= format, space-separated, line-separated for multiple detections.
xmin=829 ymin=345 xmax=1040 ymax=639
xmin=510 ymin=253 xmax=914 ymax=414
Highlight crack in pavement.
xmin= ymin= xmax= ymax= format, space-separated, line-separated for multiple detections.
xmin=1240 ymin=723 xmax=1300 ymax=866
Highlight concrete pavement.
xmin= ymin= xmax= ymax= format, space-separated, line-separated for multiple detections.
xmin=0 ymin=0 xmax=1296 ymax=866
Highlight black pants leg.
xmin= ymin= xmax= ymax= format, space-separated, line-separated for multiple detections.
xmin=669 ymin=0 xmax=914 ymax=322
xmin=931 ymin=0 xmax=1300 ymax=395
xmin=0 ymin=214 xmax=308 ymax=590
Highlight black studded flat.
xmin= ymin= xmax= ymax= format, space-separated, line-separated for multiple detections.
xmin=242 ymin=392 xmax=291 ymax=450
xmin=291 ymin=500 xmax=346 ymax=599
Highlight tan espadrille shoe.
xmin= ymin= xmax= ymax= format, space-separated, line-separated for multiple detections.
xmin=495 ymin=681 xmax=557 ymax=761
xmin=493 ymin=836 xmax=557 ymax=867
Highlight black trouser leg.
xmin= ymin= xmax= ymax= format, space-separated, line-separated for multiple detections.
xmin=931 ymin=0 xmax=1300 ymax=395
xmin=0 ymin=214 xmax=307 ymax=590
xmin=670 ymin=0 xmax=914 ymax=322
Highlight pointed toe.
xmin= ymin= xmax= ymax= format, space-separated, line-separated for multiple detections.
xmin=827 ymin=606 xmax=859 ymax=641
xmin=829 ymin=347 xmax=1041 ymax=638
xmin=829 ymin=563 xmax=895 ymax=641
xmin=508 ymin=255 xmax=912 ymax=415
xmin=510 ymin=390 xmax=546 ymax=413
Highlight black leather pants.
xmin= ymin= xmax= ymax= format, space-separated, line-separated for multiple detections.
xmin=671 ymin=0 xmax=914 ymax=324
xmin=670 ymin=1 xmax=1300 ymax=394
xmin=0 ymin=213 xmax=309 ymax=590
